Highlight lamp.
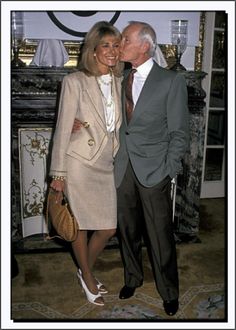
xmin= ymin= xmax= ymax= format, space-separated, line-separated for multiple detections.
xmin=11 ymin=11 xmax=26 ymax=67
xmin=170 ymin=20 xmax=188 ymax=71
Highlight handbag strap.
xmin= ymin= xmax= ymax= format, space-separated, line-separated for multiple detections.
xmin=45 ymin=188 xmax=64 ymax=241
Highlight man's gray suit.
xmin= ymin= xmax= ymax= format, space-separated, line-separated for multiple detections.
xmin=114 ymin=62 xmax=189 ymax=301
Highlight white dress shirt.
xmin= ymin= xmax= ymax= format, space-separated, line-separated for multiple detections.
xmin=132 ymin=58 xmax=154 ymax=108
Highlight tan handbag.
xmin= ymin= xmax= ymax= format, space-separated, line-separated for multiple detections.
xmin=45 ymin=188 xmax=78 ymax=242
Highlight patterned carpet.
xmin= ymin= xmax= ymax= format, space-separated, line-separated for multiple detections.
xmin=10 ymin=198 xmax=227 ymax=326
xmin=12 ymin=283 xmax=224 ymax=320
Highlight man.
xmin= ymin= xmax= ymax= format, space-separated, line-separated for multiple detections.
xmin=114 ymin=21 xmax=189 ymax=316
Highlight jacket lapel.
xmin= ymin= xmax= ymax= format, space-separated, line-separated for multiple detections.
xmin=128 ymin=63 xmax=162 ymax=125
xmin=84 ymin=74 xmax=122 ymax=154
xmin=84 ymin=75 xmax=122 ymax=134
xmin=112 ymin=75 xmax=122 ymax=153
xmin=113 ymin=75 xmax=122 ymax=130
xmin=84 ymin=76 xmax=107 ymax=131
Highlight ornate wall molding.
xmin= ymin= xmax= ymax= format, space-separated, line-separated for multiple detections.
xmin=12 ymin=67 xmax=76 ymax=97
xmin=18 ymin=40 xmax=82 ymax=67
xmin=195 ymin=11 xmax=206 ymax=71
xmin=18 ymin=13 xmax=205 ymax=70
xmin=18 ymin=128 xmax=53 ymax=237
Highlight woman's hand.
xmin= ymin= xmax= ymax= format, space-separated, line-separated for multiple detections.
xmin=50 ymin=179 xmax=65 ymax=192
xmin=50 ymin=179 xmax=65 ymax=204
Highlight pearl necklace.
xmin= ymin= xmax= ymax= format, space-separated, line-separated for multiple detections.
xmin=98 ymin=75 xmax=112 ymax=86
xmin=96 ymin=74 xmax=114 ymax=108
xmin=96 ymin=73 xmax=115 ymax=131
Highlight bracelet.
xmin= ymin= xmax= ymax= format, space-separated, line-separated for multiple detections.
xmin=52 ymin=175 xmax=65 ymax=181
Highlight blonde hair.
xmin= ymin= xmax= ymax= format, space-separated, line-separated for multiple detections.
xmin=78 ymin=21 xmax=124 ymax=77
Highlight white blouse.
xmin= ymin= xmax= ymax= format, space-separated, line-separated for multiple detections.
xmin=97 ymin=74 xmax=115 ymax=133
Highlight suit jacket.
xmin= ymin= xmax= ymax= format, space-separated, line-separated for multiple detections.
xmin=114 ymin=62 xmax=189 ymax=188
xmin=50 ymin=71 xmax=122 ymax=177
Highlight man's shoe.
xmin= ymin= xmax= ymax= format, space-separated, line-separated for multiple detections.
xmin=163 ymin=299 xmax=179 ymax=316
xmin=119 ymin=285 xmax=136 ymax=299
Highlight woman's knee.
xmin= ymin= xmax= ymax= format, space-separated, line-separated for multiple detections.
xmin=108 ymin=228 xmax=117 ymax=238
xmin=98 ymin=228 xmax=116 ymax=240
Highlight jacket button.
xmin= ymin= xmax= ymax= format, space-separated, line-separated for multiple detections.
xmin=125 ymin=132 xmax=129 ymax=135
xmin=83 ymin=122 xmax=90 ymax=128
xmin=88 ymin=139 xmax=95 ymax=146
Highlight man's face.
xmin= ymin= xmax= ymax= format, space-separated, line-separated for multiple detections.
xmin=119 ymin=25 xmax=145 ymax=66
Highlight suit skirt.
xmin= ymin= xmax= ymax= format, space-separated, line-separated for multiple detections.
xmin=65 ymin=133 xmax=117 ymax=230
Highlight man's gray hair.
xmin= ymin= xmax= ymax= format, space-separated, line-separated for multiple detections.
xmin=128 ymin=21 xmax=157 ymax=56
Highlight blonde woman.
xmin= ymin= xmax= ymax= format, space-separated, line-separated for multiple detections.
xmin=49 ymin=21 xmax=123 ymax=306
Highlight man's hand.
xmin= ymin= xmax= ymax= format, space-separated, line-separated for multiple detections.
xmin=72 ymin=118 xmax=84 ymax=133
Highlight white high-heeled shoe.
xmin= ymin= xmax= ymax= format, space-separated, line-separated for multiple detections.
xmin=77 ymin=269 xmax=108 ymax=294
xmin=96 ymin=278 xmax=108 ymax=294
xmin=76 ymin=270 xmax=104 ymax=306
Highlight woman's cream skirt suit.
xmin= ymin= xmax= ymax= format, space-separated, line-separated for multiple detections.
xmin=50 ymin=71 xmax=122 ymax=230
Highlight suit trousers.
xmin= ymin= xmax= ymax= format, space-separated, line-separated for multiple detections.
xmin=117 ymin=161 xmax=179 ymax=301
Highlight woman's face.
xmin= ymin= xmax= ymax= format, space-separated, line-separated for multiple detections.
xmin=94 ymin=34 xmax=120 ymax=74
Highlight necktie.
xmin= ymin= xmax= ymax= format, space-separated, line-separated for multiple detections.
xmin=125 ymin=69 xmax=137 ymax=123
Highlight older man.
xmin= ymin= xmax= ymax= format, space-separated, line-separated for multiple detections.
xmin=114 ymin=21 xmax=189 ymax=316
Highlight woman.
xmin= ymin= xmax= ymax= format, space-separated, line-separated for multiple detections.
xmin=49 ymin=21 xmax=123 ymax=306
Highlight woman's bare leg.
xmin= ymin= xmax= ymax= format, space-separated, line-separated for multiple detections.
xmin=88 ymin=229 xmax=116 ymax=269
xmin=87 ymin=229 xmax=116 ymax=292
xmin=71 ymin=230 xmax=104 ymax=305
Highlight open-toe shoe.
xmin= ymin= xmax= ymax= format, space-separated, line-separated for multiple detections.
xmin=77 ymin=270 xmax=104 ymax=306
